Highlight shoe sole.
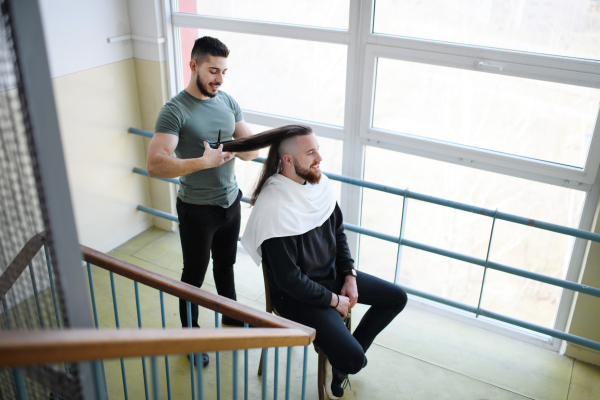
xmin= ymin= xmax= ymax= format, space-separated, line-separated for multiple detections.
xmin=324 ymin=358 xmax=341 ymax=400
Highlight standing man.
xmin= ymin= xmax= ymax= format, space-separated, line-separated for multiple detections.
xmin=147 ymin=37 xmax=258 ymax=366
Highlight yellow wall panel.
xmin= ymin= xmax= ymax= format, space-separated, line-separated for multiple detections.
xmin=52 ymin=58 xmax=152 ymax=251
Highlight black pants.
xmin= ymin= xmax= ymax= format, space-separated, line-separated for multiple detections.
xmin=272 ymin=270 xmax=407 ymax=376
xmin=177 ymin=191 xmax=241 ymax=328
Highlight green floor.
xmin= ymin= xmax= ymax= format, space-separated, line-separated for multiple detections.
xmin=87 ymin=227 xmax=600 ymax=400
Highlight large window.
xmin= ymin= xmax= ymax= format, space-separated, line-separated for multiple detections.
xmin=165 ymin=0 xmax=600 ymax=350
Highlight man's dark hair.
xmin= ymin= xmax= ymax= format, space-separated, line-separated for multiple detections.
xmin=191 ymin=36 xmax=230 ymax=65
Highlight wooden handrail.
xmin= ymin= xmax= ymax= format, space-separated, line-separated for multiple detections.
xmin=81 ymin=244 xmax=316 ymax=341
xmin=0 ymin=328 xmax=310 ymax=367
xmin=0 ymin=233 xmax=44 ymax=298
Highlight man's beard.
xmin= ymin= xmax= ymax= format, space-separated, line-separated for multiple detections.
xmin=196 ymin=74 xmax=218 ymax=98
xmin=293 ymin=159 xmax=321 ymax=184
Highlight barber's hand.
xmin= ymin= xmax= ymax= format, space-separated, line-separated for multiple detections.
xmin=340 ymin=276 xmax=358 ymax=309
xmin=202 ymin=142 xmax=235 ymax=168
xmin=333 ymin=294 xmax=351 ymax=319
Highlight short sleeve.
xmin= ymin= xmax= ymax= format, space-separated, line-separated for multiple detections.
xmin=232 ymin=98 xmax=243 ymax=122
xmin=222 ymin=92 xmax=243 ymax=123
xmin=155 ymin=103 xmax=184 ymax=136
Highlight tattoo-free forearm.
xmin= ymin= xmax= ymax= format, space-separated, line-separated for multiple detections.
xmin=146 ymin=153 xmax=211 ymax=178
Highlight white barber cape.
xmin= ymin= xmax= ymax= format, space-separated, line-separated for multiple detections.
xmin=241 ymin=173 xmax=337 ymax=266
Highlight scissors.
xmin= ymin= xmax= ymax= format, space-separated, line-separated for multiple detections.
xmin=208 ymin=129 xmax=234 ymax=149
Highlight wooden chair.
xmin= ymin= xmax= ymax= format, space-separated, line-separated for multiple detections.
xmin=258 ymin=262 xmax=351 ymax=400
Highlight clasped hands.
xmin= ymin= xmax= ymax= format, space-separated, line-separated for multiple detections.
xmin=332 ymin=276 xmax=358 ymax=318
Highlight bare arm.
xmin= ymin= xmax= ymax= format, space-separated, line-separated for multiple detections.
xmin=233 ymin=120 xmax=260 ymax=161
xmin=146 ymin=132 xmax=234 ymax=178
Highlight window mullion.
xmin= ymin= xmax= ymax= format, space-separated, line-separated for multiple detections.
xmin=171 ymin=12 xmax=351 ymax=45
xmin=364 ymin=127 xmax=594 ymax=190
xmin=367 ymin=33 xmax=600 ymax=76
xmin=339 ymin=0 xmax=375 ymax=259
xmin=242 ymin=110 xmax=345 ymax=141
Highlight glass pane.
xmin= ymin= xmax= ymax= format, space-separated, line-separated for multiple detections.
xmin=178 ymin=0 xmax=349 ymax=30
xmin=374 ymin=58 xmax=600 ymax=167
xmin=480 ymin=259 xmax=563 ymax=328
xmin=180 ymin=28 xmax=347 ymax=126
xmin=236 ymin=124 xmax=343 ymax=236
xmin=361 ymin=146 xmax=586 ymax=327
xmin=401 ymin=249 xmax=486 ymax=307
xmin=374 ymin=0 xmax=600 ymax=60
xmin=358 ymin=237 xmax=398 ymax=283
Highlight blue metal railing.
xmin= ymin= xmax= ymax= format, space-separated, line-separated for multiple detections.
xmin=135 ymin=281 xmax=150 ymax=400
xmin=77 ymin=251 xmax=310 ymax=399
xmin=110 ymin=271 xmax=129 ymax=400
xmin=4 ymin=236 xmax=313 ymax=399
xmin=129 ymin=127 xmax=600 ymax=354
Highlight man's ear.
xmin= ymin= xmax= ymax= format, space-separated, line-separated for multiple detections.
xmin=189 ymin=60 xmax=197 ymax=74
xmin=282 ymin=154 xmax=293 ymax=166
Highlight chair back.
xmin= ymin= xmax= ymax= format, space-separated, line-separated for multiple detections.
xmin=261 ymin=262 xmax=275 ymax=314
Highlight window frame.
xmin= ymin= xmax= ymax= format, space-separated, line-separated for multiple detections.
xmin=161 ymin=0 xmax=600 ymax=352
xmin=359 ymin=44 xmax=600 ymax=189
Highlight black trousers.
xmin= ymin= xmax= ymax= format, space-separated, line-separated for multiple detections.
xmin=177 ymin=191 xmax=241 ymax=328
xmin=272 ymin=270 xmax=407 ymax=375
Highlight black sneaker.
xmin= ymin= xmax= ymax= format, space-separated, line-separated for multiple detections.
xmin=221 ymin=314 xmax=245 ymax=327
xmin=187 ymin=353 xmax=209 ymax=368
xmin=331 ymin=367 xmax=350 ymax=398
xmin=324 ymin=358 xmax=351 ymax=399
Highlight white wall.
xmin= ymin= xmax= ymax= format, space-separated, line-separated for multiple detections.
xmin=39 ymin=0 xmax=133 ymax=79
xmin=38 ymin=0 xmax=154 ymax=251
xmin=127 ymin=0 xmax=167 ymax=62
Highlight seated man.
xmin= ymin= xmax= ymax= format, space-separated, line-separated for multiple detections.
xmin=241 ymin=125 xmax=407 ymax=399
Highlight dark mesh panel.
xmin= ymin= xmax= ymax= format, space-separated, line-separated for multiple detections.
xmin=0 ymin=0 xmax=83 ymax=398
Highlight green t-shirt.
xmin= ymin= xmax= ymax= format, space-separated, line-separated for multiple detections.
xmin=155 ymin=90 xmax=243 ymax=207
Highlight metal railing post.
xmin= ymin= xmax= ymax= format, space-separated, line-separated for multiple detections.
xmin=301 ymin=346 xmax=308 ymax=400
xmin=215 ymin=312 xmax=221 ymax=400
xmin=195 ymin=353 xmax=204 ymax=400
xmin=151 ymin=357 xmax=160 ymax=400
xmin=92 ymin=361 xmax=107 ymax=400
xmin=394 ymin=188 xmax=410 ymax=285
xmin=28 ymin=262 xmax=44 ymax=328
xmin=273 ymin=347 xmax=279 ymax=400
xmin=261 ymin=348 xmax=268 ymax=400
xmin=285 ymin=347 xmax=292 ymax=400
xmin=44 ymin=245 xmax=61 ymax=328
xmin=232 ymin=350 xmax=238 ymax=400
xmin=110 ymin=271 xmax=129 ymax=400
xmin=186 ymin=301 xmax=196 ymax=400
xmin=476 ymin=209 xmax=498 ymax=317
xmin=86 ymin=263 xmax=100 ymax=328
xmin=244 ymin=322 xmax=249 ymax=400
xmin=13 ymin=368 xmax=28 ymax=400
xmin=135 ymin=281 xmax=150 ymax=400
xmin=159 ymin=291 xmax=172 ymax=400
xmin=87 ymin=263 xmax=107 ymax=390
xmin=2 ymin=298 xmax=12 ymax=329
